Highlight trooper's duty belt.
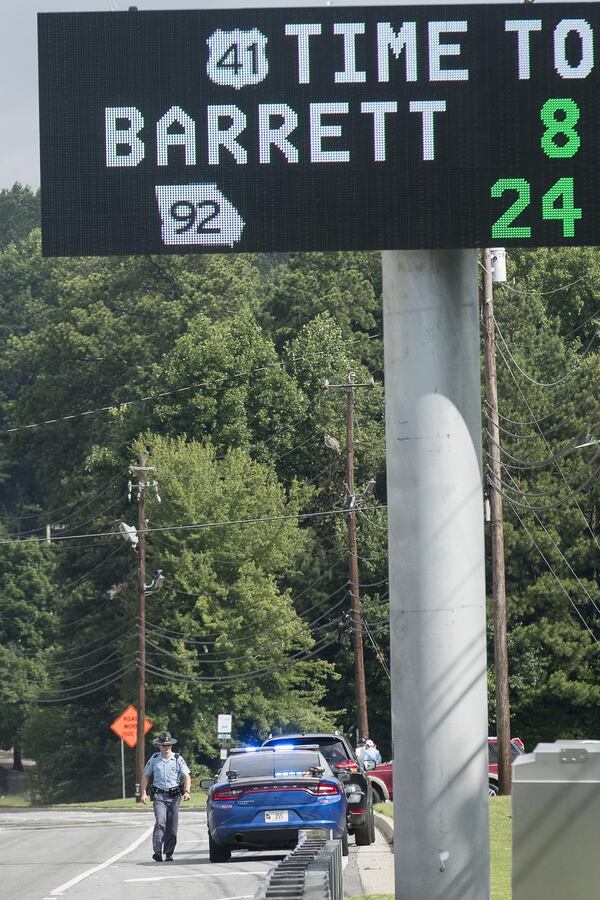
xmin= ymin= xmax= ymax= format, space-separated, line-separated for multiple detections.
xmin=151 ymin=786 xmax=182 ymax=798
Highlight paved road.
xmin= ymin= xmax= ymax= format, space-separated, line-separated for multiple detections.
xmin=0 ymin=809 xmax=284 ymax=900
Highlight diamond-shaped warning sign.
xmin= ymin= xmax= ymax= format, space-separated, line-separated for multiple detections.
xmin=110 ymin=704 xmax=153 ymax=749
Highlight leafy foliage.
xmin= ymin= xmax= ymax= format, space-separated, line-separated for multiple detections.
xmin=1 ymin=183 xmax=599 ymax=799
xmin=0 ymin=184 xmax=40 ymax=248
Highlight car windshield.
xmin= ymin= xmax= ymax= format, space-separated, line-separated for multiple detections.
xmin=488 ymin=742 xmax=524 ymax=763
xmin=225 ymin=751 xmax=322 ymax=779
xmin=267 ymin=737 xmax=350 ymax=766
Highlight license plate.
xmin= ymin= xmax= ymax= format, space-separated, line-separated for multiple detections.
xmin=265 ymin=810 xmax=288 ymax=823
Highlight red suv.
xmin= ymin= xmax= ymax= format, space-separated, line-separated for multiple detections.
xmin=367 ymin=737 xmax=525 ymax=803
xmin=487 ymin=736 xmax=524 ymax=795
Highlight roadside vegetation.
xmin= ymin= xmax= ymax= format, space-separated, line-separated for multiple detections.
xmin=372 ymin=798 xmax=512 ymax=900
xmin=0 ymin=184 xmax=599 ymax=804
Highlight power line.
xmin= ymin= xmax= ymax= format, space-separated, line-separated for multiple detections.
xmin=507 ymin=502 xmax=600 ymax=647
xmin=492 ymin=323 xmax=600 ymax=549
xmin=0 ymin=468 xmax=128 ymax=525
xmin=3 ymin=332 xmax=383 ymax=434
xmin=0 ymin=504 xmax=388 ymax=547
xmin=31 ymin=663 xmax=138 ymax=704
xmin=489 ymin=465 xmax=600 ymax=511
xmin=40 ymin=620 xmax=136 ymax=663
xmin=361 ymin=615 xmax=391 ymax=681
xmin=144 ymin=585 xmax=350 ymax=658
xmin=477 ymin=259 xmax=589 ymax=298
xmin=502 ymin=471 xmax=600 ymax=619
xmin=144 ymin=632 xmax=337 ymax=685
xmin=495 ymin=316 xmax=583 ymax=389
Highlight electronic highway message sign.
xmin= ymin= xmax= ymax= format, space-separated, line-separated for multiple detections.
xmin=38 ymin=5 xmax=600 ymax=255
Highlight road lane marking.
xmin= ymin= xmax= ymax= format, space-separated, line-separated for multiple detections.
xmin=48 ymin=824 xmax=153 ymax=895
xmin=125 ymin=871 xmax=267 ymax=883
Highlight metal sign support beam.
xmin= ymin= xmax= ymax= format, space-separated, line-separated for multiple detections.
xmin=383 ymin=250 xmax=489 ymax=899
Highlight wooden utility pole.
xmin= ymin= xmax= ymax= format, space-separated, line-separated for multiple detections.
xmin=482 ymin=248 xmax=512 ymax=795
xmin=346 ymin=376 xmax=369 ymax=742
xmin=135 ymin=452 xmax=147 ymax=801
xmin=327 ymin=373 xmax=372 ymax=740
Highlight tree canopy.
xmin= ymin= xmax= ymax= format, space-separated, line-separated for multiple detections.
xmin=0 ymin=187 xmax=598 ymax=797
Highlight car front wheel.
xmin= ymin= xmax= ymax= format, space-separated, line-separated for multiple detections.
xmin=209 ymin=831 xmax=231 ymax=863
xmin=488 ymin=781 xmax=499 ymax=797
xmin=370 ymin=783 xmax=385 ymax=805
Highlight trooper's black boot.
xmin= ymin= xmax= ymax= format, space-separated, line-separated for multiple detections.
xmin=152 ymin=852 xmax=163 ymax=862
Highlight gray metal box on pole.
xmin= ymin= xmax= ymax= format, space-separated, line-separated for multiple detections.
xmin=513 ymin=741 xmax=600 ymax=900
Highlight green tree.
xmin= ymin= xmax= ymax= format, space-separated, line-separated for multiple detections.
xmin=486 ymin=250 xmax=600 ymax=746
xmin=264 ymin=252 xmax=383 ymax=374
xmin=0 ymin=244 xmax=270 ymax=511
xmin=0 ymin=184 xmax=40 ymax=248
xmin=135 ymin=433 xmax=336 ymax=760
xmin=0 ymin=535 xmax=58 ymax=767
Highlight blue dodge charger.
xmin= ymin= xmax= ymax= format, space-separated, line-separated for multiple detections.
xmin=202 ymin=746 xmax=348 ymax=862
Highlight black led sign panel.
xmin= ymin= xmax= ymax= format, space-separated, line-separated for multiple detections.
xmin=38 ymin=5 xmax=600 ymax=255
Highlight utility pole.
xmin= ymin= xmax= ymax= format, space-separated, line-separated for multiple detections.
xmin=130 ymin=452 xmax=157 ymax=801
xmin=326 ymin=373 xmax=372 ymax=741
xmin=482 ymin=247 xmax=512 ymax=796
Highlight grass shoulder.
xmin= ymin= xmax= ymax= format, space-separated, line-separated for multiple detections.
xmin=348 ymin=895 xmax=394 ymax=900
xmin=370 ymin=797 xmax=512 ymax=900
xmin=374 ymin=800 xmax=393 ymax=818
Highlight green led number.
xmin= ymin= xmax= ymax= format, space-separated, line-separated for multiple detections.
xmin=490 ymin=179 xmax=531 ymax=238
xmin=491 ymin=177 xmax=582 ymax=240
xmin=542 ymin=178 xmax=581 ymax=237
xmin=540 ymin=99 xmax=580 ymax=158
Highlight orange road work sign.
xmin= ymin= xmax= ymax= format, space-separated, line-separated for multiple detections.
xmin=110 ymin=704 xmax=153 ymax=749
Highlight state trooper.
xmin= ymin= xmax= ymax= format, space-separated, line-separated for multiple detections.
xmin=141 ymin=730 xmax=192 ymax=861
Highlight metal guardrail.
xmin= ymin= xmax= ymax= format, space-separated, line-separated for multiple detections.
xmin=254 ymin=830 xmax=343 ymax=900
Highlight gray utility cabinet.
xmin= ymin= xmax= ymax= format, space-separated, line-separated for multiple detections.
xmin=513 ymin=740 xmax=600 ymax=900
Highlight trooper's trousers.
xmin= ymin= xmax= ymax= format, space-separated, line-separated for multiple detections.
xmin=152 ymin=792 xmax=181 ymax=856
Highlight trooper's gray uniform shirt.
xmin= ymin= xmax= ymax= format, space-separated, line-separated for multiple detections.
xmin=144 ymin=751 xmax=190 ymax=857
xmin=145 ymin=752 xmax=190 ymax=791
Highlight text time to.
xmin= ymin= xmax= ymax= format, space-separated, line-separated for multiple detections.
xmin=38 ymin=4 xmax=600 ymax=256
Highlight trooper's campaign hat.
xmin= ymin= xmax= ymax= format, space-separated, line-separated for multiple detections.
xmin=152 ymin=730 xmax=177 ymax=746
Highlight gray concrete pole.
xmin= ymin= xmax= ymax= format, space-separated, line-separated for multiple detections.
xmin=383 ymin=250 xmax=489 ymax=900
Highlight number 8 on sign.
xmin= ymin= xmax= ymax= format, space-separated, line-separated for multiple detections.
xmin=207 ymin=29 xmax=269 ymax=89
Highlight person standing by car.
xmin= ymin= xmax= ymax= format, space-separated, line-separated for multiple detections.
xmin=355 ymin=738 xmax=367 ymax=765
xmin=141 ymin=730 xmax=192 ymax=862
xmin=364 ymin=739 xmax=381 ymax=765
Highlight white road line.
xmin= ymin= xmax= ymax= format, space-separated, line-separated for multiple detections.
xmin=125 ymin=870 xmax=267 ymax=883
xmin=48 ymin=824 xmax=153 ymax=896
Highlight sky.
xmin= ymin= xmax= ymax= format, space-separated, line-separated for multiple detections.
xmin=0 ymin=0 xmax=574 ymax=190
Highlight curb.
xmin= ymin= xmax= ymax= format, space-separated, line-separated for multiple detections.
xmin=373 ymin=811 xmax=394 ymax=846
